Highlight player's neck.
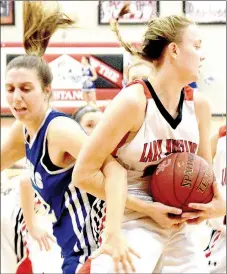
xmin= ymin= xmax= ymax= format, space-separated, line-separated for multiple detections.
xmin=148 ymin=71 xmax=185 ymax=113
xmin=150 ymin=69 xmax=186 ymax=99
xmin=24 ymin=107 xmax=50 ymax=139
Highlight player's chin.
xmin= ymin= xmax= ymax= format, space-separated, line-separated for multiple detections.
xmin=190 ymin=74 xmax=199 ymax=83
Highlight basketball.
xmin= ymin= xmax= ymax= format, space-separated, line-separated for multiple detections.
xmin=150 ymin=152 xmax=215 ymax=212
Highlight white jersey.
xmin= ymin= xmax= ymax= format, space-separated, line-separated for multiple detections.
xmin=91 ymin=80 xmax=210 ymax=273
xmin=209 ymin=125 xmax=226 ymax=230
xmin=112 ymin=79 xmax=199 ymax=221
xmin=213 ymin=125 xmax=226 ymax=189
xmin=205 ymin=125 xmax=226 ymax=273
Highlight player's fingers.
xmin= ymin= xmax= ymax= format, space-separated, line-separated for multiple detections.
xmin=168 ymin=215 xmax=189 ymax=222
xmin=126 ymin=252 xmax=136 ymax=273
xmin=166 ymin=206 xmax=182 ymax=215
xmin=128 ymin=246 xmax=141 ymax=259
xmin=46 ymin=233 xmax=56 ymax=243
xmin=37 ymin=239 xmax=43 ymax=251
xmin=173 ymin=222 xmax=185 ymax=229
xmin=42 ymin=236 xmax=50 ymax=251
xmin=181 ymin=211 xmax=203 ymax=219
xmin=121 ymin=255 xmax=129 ymax=274
xmin=113 ymin=253 xmax=120 ymax=273
xmin=188 ymin=203 xmax=209 ymax=211
xmin=186 ymin=217 xmax=204 ymax=225
xmin=90 ymin=247 xmax=108 ymax=260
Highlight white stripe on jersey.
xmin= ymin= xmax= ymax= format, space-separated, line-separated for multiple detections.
xmin=67 ymin=183 xmax=95 ymax=250
xmin=64 ymin=190 xmax=86 ymax=254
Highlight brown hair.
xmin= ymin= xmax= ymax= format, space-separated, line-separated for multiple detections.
xmin=110 ymin=4 xmax=194 ymax=64
xmin=6 ymin=1 xmax=75 ymax=89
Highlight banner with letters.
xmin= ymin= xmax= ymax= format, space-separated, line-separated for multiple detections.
xmin=1 ymin=43 xmax=124 ymax=115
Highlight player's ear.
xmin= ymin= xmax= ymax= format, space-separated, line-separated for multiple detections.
xmin=44 ymin=85 xmax=52 ymax=100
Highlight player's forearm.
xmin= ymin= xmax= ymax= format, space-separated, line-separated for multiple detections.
xmin=20 ymin=176 xmax=36 ymax=232
xmin=102 ymin=158 xmax=127 ymax=232
xmin=73 ymin=163 xmax=149 ymax=216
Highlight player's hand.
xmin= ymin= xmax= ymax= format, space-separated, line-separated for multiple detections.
xmin=182 ymin=183 xmax=226 ymax=225
xmin=147 ymin=202 xmax=188 ymax=229
xmin=90 ymin=231 xmax=141 ymax=273
xmin=29 ymin=226 xmax=56 ymax=251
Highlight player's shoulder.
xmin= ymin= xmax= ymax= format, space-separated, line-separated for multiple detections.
xmin=47 ymin=116 xmax=83 ymax=142
xmin=121 ymin=79 xmax=148 ymax=106
xmin=193 ymin=90 xmax=210 ymax=106
xmin=193 ymin=91 xmax=211 ymax=116
xmin=9 ymin=120 xmax=24 ymax=142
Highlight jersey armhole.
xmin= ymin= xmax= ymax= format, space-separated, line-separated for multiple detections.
xmin=218 ymin=125 xmax=226 ymax=138
xmin=183 ymin=85 xmax=194 ymax=101
xmin=126 ymin=79 xmax=152 ymax=99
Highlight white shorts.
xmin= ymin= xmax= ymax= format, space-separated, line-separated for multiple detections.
xmin=205 ymin=229 xmax=226 ymax=273
xmin=1 ymin=188 xmax=24 ymax=273
xmin=91 ymin=217 xmax=210 ymax=273
xmin=1 ymin=185 xmax=63 ymax=273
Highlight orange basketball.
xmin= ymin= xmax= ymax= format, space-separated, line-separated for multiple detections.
xmin=150 ymin=152 xmax=214 ymax=212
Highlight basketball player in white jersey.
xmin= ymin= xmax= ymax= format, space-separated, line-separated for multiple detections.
xmin=204 ymin=125 xmax=226 ymax=273
xmin=73 ymin=12 xmax=226 ymax=273
xmin=1 ymin=171 xmax=61 ymax=274
xmin=1 ymin=171 xmax=23 ymax=274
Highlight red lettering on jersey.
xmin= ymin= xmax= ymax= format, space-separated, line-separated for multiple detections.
xmin=184 ymin=140 xmax=189 ymax=152
xmin=153 ymin=140 xmax=162 ymax=161
xmin=140 ymin=140 xmax=163 ymax=162
xmin=166 ymin=139 xmax=172 ymax=154
xmin=188 ymin=141 xmax=198 ymax=153
xmin=172 ymin=139 xmax=178 ymax=152
xmin=165 ymin=139 xmax=197 ymax=154
xmin=145 ymin=143 xmax=153 ymax=162
xmin=177 ymin=140 xmax=185 ymax=152
xmin=140 ymin=139 xmax=198 ymax=163
xmin=222 ymin=168 xmax=226 ymax=186
xmin=140 ymin=143 xmax=149 ymax=162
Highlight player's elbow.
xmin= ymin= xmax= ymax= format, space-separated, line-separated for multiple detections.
xmin=72 ymin=165 xmax=91 ymax=191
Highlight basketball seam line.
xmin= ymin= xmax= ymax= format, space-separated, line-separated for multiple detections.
xmin=173 ymin=152 xmax=184 ymax=206
xmin=200 ymin=171 xmax=215 ymax=203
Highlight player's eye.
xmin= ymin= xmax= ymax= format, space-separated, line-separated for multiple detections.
xmin=6 ymin=86 xmax=14 ymax=93
xmin=21 ymin=87 xmax=31 ymax=92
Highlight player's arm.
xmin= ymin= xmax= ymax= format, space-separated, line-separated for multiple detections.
xmin=194 ymin=92 xmax=212 ymax=164
xmin=210 ymin=131 xmax=218 ymax=160
xmin=20 ymin=175 xmax=55 ymax=251
xmin=1 ymin=120 xmax=25 ymax=171
xmin=73 ymin=84 xmax=146 ymax=231
xmin=183 ymin=98 xmax=226 ymax=221
xmin=20 ymin=175 xmax=36 ymax=232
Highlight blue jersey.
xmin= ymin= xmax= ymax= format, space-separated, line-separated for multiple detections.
xmin=24 ymin=109 xmax=96 ymax=262
xmin=82 ymin=66 xmax=96 ymax=90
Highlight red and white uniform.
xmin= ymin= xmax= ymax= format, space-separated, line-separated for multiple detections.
xmin=1 ymin=173 xmax=62 ymax=274
xmin=205 ymin=125 xmax=226 ymax=273
xmin=91 ymin=80 xmax=209 ymax=273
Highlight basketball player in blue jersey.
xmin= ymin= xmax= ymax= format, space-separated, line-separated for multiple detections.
xmin=81 ymin=56 xmax=97 ymax=106
xmin=73 ymin=11 xmax=226 ymax=274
